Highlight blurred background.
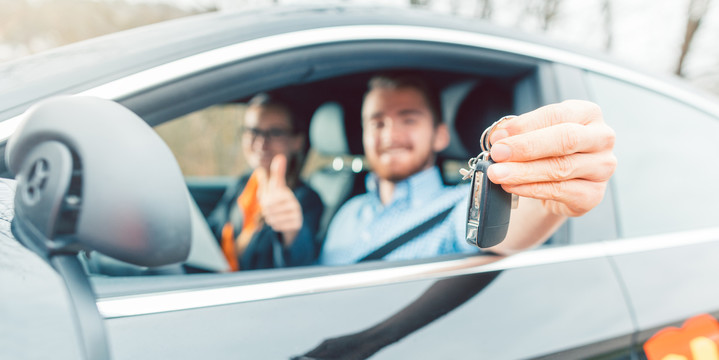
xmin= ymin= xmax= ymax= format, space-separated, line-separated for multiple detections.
xmin=2 ymin=0 xmax=717 ymax=92
xmin=2 ymin=0 xmax=717 ymax=176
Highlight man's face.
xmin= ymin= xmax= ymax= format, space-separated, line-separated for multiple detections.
xmin=362 ymin=87 xmax=448 ymax=182
xmin=242 ymin=105 xmax=302 ymax=171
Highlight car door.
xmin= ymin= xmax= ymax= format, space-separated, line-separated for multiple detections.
xmin=86 ymin=28 xmax=635 ymax=359
xmin=92 ymin=252 xmax=633 ymax=360
xmin=585 ymin=70 xmax=719 ymax=355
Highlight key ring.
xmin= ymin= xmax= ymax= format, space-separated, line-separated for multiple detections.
xmin=480 ymin=115 xmax=517 ymax=153
xmin=461 ymin=115 xmax=517 ymax=181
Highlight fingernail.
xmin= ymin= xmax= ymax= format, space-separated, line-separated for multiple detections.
xmin=490 ymin=129 xmax=510 ymax=144
xmin=490 ymin=143 xmax=511 ymax=161
xmin=488 ymin=163 xmax=510 ymax=181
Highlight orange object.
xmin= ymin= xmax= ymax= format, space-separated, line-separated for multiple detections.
xmin=220 ymin=171 xmax=263 ymax=271
xmin=644 ymin=314 xmax=719 ymax=360
xmin=220 ymin=223 xmax=239 ymax=271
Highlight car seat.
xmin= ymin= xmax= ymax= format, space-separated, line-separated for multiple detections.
xmin=445 ymin=79 xmax=514 ymax=158
xmin=438 ymin=80 xmax=477 ymax=162
xmin=306 ymin=102 xmax=367 ymax=252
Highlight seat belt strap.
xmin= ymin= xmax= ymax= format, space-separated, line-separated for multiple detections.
xmin=359 ymin=206 xmax=455 ymax=262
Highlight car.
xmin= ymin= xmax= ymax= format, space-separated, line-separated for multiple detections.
xmin=2 ymin=4 xmax=719 ymax=360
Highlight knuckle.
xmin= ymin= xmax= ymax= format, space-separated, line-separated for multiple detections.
xmin=559 ymin=124 xmax=581 ymax=154
xmin=602 ymin=126 xmax=616 ymax=149
xmin=586 ymin=183 xmax=605 ymax=207
xmin=573 ymin=203 xmax=593 ymax=216
xmin=579 ymin=196 xmax=598 ymax=214
xmin=561 ymin=100 xmax=603 ymax=125
xmin=575 ymin=182 xmax=605 ymax=215
xmin=584 ymin=101 xmax=603 ymax=120
xmin=546 ymin=104 xmax=566 ymax=127
xmin=546 ymin=181 xmax=566 ymax=200
xmin=608 ymin=153 xmax=618 ymax=170
xmin=601 ymin=153 xmax=618 ymax=179
xmin=548 ymin=156 xmax=575 ymax=181
xmin=591 ymin=152 xmax=617 ymax=181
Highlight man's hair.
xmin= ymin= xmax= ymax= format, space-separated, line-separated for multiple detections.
xmin=247 ymin=92 xmax=308 ymax=134
xmin=365 ymin=72 xmax=442 ymax=127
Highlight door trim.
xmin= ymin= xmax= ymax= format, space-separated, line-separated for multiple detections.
xmin=97 ymin=227 xmax=719 ymax=318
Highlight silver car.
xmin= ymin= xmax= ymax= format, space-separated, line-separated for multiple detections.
xmin=2 ymin=5 xmax=719 ymax=360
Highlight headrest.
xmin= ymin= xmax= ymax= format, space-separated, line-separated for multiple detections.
xmin=439 ymin=80 xmax=476 ymax=159
xmin=309 ymin=102 xmax=350 ymax=156
xmin=451 ymin=80 xmax=514 ymax=156
xmin=6 ymin=96 xmax=191 ymax=267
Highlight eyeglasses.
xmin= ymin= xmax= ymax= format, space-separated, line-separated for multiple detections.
xmin=241 ymin=127 xmax=294 ymax=142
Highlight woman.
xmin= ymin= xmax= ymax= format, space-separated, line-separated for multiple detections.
xmin=208 ymin=93 xmax=323 ymax=271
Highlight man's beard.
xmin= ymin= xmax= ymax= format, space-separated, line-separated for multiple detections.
xmin=370 ymin=152 xmax=435 ymax=183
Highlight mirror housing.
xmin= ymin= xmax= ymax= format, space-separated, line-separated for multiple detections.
xmin=6 ymin=96 xmax=191 ymax=267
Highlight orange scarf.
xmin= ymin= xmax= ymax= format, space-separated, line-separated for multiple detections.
xmin=221 ymin=171 xmax=263 ymax=271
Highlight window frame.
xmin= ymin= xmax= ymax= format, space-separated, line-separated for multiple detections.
xmin=84 ymin=26 xmax=570 ymax=300
xmin=584 ymin=69 xmax=719 ymax=239
xmin=16 ymin=23 xmax=698 ymax=318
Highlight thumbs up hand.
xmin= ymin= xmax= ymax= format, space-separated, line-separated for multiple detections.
xmin=256 ymin=154 xmax=303 ymax=247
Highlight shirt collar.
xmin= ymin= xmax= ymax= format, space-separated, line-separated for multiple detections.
xmin=365 ymin=166 xmax=444 ymax=209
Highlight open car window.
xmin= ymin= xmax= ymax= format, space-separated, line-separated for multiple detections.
xmin=149 ymin=71 xmax=558 ymax=277
xmin=75 ymin=32 xmax=617 ymax=283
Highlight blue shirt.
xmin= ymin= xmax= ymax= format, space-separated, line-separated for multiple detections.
xmin=320 ymin=166 xmax=479 ymax=265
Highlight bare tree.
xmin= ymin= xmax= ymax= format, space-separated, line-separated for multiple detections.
xmin=676 ymin=0 xmax=713 ymax=76
xmin=528 ymin=0 xmax=563 ymax=31
xmin=601 ymin=0 xmax=613 ymax=51
xmin=409 ymin=0 xmax=431 ymax=8
xmin=519 ymin=0 xmax=563 ymax=31
xmin=475 ymin=0 xmax=493 ymax=19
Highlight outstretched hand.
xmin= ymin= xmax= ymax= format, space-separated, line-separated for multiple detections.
xmin=486 ymin=100 xmax=617 ymax=217
xmin=256 ymin=154 xmax=303 ymax=247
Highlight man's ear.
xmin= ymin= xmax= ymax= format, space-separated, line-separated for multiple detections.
xmin=433 ymin=123 xmax=450 ymax=152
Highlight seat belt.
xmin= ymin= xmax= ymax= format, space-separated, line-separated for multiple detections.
xmin=359 ymin=205 xmax=455 ymax=262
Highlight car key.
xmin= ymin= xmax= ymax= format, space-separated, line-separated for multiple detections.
xmin=461 ymin=116 xmax=518 ymax=248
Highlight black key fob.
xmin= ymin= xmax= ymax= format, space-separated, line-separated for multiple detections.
xmin=465 ymin=157 xmax=513 ymax=248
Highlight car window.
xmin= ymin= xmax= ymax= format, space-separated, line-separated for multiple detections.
xmin=155 ymin=104 xmax=248 ymax=177
xmin=150 ymin=66 xmax=558 ymax=274
xmin=156 ymin=103 xmax=336 ymax=179
xmin=586 ymin=72 xmax=719 ymax=238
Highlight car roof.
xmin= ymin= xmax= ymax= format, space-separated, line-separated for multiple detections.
xmin=0 ymin=4 xmax=621 ymax=121
xmin=2 ymin=3 xmax=718 ymax=155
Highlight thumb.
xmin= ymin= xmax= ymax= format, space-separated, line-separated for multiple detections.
xmin=269 ymin=154 xmax=288 ymax=189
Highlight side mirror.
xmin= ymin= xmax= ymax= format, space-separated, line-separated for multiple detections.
xmin=6 ymin=96 xmax=191 ymax=267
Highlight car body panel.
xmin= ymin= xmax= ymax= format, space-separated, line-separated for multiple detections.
xmin=612 ymin=236 xmax=719 ymax=341
xmin=0 ymin=180 xmax=85 ymax=359
xmin=100 ymin=254 xmax=632 ymax=359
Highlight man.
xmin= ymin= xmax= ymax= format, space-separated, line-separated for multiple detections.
xmin=319 ymin=73 xmax=615 ymax=264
